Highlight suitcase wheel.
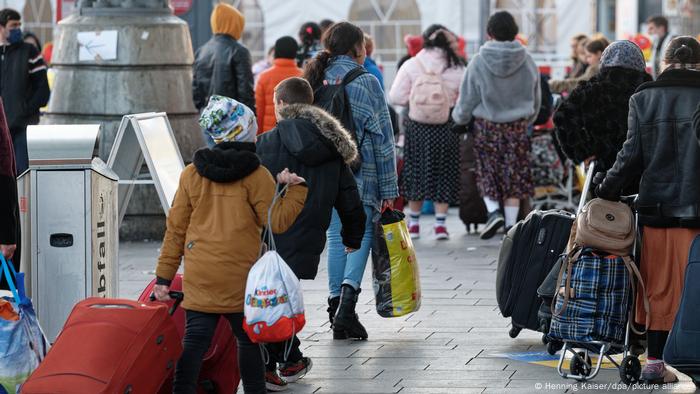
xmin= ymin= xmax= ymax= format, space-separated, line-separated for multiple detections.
xmin=508 ymin=326 xmax=521 ymax=339
xmin=546 ymin=340 xmax=562 ymax=355
xmin=569 ymin=351 xmax=592 ymax=378
xmin=629 ymin=344 xmax=645 ymax=357
xmin=619 ymin=356 xmax=641 ymax=384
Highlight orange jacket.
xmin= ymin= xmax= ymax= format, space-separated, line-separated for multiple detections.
xmin=255 ymin=58 xmax=303 ymax=134
xmin=155 ymin=163 xmax=307 ymax=313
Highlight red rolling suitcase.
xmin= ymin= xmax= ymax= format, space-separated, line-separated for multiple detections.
xmin=21 ymin=297 xmax=182 ymax=394
xmin=139 ymin=274 xmax=240 ymax=394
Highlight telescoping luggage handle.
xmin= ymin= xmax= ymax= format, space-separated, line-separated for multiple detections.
xmin=552 ymin=160 xmax=650 ymax=335
xmin=149 ymin=291 xmax=185 ymax=316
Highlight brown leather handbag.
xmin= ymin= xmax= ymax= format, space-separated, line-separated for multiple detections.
xmin=571 ymin=198 xmax=635 ymax=256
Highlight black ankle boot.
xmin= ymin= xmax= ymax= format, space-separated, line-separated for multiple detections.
xmin=327 ymin=296 xmax=340 ymax=324
xmin=333 ymin=285 xmax=368 ymax=340
xmin=327 ymin=296 xmax=348 ymax=339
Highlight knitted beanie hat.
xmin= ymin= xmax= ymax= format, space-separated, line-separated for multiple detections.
xmin=199 ymin=95 xmax=257 ymax=143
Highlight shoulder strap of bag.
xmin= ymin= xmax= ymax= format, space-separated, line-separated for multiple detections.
xmin=551 ymin=247 xmax=582 ymax=316
xmin=622 ymin=255 xmax=650 ymax=336
xmin=0 ymin=255 xmax=20 ymax=304
xmin=341 ymin=67 xmax=367 ymax=87
xmin=338 ymin=67 xmax=368 ymax=152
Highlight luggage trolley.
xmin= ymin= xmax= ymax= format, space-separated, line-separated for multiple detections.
xmin=554 ymin=162 xmax=644 ymax=384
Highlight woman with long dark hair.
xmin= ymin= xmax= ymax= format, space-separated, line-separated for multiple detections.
xmin=304 ymin=22 xmax=398 ymax=341
xmin=389 ymin=24 xmax=465 ymax=240
xmin=296 ymin=21 xmax=322 ymax=68
xmin=554 ymin=40 xmax=652 ymax=172
xmin=596 ymin=36 xmax=700 ymax=384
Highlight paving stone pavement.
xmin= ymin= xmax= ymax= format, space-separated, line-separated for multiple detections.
xmin=118 ymin=210 xmax=699 ymax=394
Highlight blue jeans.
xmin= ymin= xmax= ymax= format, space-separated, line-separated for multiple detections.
xmin=327 ymin=204 xmax=375 ymax=297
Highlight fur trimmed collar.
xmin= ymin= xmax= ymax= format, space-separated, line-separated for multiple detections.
xmin=193 ymin=142 xmax=260 ymax=183
xmin=277 ymin=104 xmax=358 ymax=164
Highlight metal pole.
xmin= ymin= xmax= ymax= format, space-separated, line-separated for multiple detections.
xmin=479 ymin=0 xmax=491 ymax=45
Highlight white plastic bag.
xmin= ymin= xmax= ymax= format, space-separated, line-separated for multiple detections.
xmin=243 ymin=184 xmax=305 ymax=343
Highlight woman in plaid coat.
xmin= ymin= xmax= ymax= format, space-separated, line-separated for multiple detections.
xmin=304 ymin=22 xmax=399 ymax=341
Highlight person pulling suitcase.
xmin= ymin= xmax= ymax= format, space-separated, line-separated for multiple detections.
xmin=153 ymin=96 xmax=308 ymax=394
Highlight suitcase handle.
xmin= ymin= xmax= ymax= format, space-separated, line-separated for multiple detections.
xmin=149 ymin=291 xmax=185 ymax=316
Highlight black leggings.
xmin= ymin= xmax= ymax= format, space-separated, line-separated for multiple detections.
xmin=264 ymin=335 xmax=303 ymax=371
xmin=174 ymin=310 xmax=265 ymax=394
xmin=647 ymin=330 xmax=669 ymax=360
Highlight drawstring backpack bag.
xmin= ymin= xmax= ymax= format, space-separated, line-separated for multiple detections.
xmin=243 ymin=184 xmax=305 ymax=345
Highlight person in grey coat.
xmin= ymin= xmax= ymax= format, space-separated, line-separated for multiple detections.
xmin=452 ymin=11 xmax=540 ymax=239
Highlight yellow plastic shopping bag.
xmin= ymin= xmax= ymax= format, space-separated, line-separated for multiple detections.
xmin=371 ymin=209 xmax=421 ymax=317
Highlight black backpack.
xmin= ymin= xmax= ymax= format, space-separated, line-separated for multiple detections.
xmin=313 ymin=67 xmax=367 ymax=172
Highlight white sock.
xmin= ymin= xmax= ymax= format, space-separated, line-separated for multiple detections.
xmin=408 ymin=210 xmax=420 ymax=227
xmin=435 ymin=213 xmax=447 ymax=227
xmin=483 ymin=197 xmax=500 ymax=213
xmin=647 ymin=358 xmax=663 ymax=365
xmin=505 ymin=206 xmax=519 ymax=227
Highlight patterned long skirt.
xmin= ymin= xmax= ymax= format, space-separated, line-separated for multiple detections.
xmin=401 ymin=118 xmax=460 ymax=204
xmin=472 ymin=118 xmax=533 ymax=201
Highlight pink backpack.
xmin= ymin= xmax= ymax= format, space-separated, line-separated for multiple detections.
xmin=408 ymin=58 xmax=450 ymax=124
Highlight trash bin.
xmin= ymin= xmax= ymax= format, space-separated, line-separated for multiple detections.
xmin=17 ymin=124 xmax=119 ymax=342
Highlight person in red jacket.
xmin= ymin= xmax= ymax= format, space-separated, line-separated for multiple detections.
xmin=255 ymin=36 xmax=303 ymax=134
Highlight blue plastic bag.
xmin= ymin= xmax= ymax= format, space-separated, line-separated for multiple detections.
xmin=421 ymin=200 xmax=435 ymax=215
xmin=0 ymin=255 xmax=48 ymax=394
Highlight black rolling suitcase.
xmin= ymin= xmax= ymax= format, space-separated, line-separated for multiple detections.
xmin=458 ymin=134 xmax=488 ymax=232
xmin=496 ymin=209 xmax=575 ymax=338
xmin=664 ymin=235 xmax=700 ymax=388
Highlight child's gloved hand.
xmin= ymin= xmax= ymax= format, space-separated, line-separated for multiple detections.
xmin=154 ymin=284 xmax=172 ymax=301
xmin=276 ymin=168 xmax=306 ymax=185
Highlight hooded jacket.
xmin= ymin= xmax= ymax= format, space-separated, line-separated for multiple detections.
xmin=452 ymin=40 xmax=541 ymax=125
xmin=192 ymin=4 xmax=254 ymax=112
xmin=0 ymin=41 xmax=50 ymax=131
xmin=257 ymin=104 xmax=366 ymax=279
xmin=155 ymin=142 xmax=307 ymax=313
xmin=597 ymin=69 xmax=700 ymax=228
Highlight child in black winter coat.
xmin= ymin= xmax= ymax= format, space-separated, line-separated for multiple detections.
xmin=255 ymin=77 xmax=366 ymax=390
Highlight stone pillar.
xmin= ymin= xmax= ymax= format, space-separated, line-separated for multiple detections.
xmin=44 ymin=0 xmax=203 ymax=240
